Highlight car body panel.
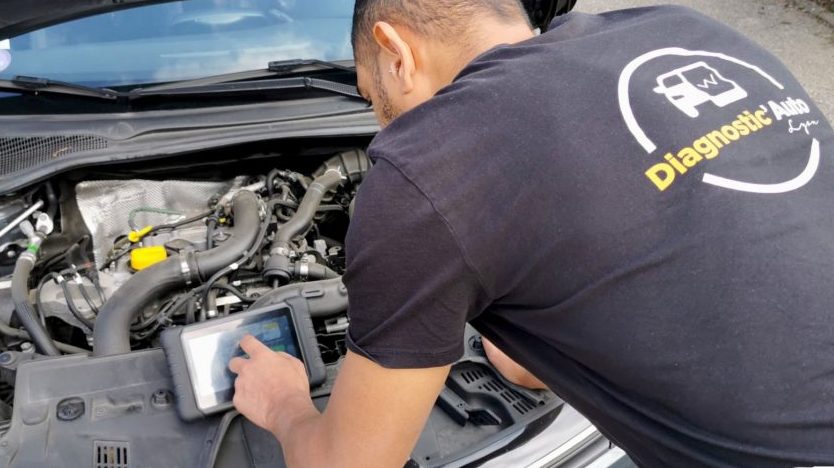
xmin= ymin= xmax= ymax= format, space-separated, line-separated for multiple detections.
xmin=0 ymin=0 xmax=576 ymax=40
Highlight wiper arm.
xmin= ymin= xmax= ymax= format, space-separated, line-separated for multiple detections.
xmin=129 ymin=76 xmax=363 ymax=101
xmin=0 ymin=75 xmax=120 ymax=100
xmin=137 ymin=59 xmax=355 ymax=92
xmin=266 ymin=59 xmax=354 ymax=74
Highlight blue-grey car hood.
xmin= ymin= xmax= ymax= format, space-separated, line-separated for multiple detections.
xmin=0 ymin=0 xmax=576 ymax=40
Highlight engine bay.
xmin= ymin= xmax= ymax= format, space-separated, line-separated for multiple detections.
xmin=0 ymin=142 xmax=564 ymax=467
xmin=2 ymin=148 xmax=368 ymax=362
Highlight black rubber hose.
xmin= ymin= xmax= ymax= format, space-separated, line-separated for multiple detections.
xmin=35 ymin=273 xmax=57 ymax=328
xmin=269 ymin=169 xmax=344 ymax=255
xmin=250 ymin=278 xmax=348 ymax=318
xmin=296 ymin=262 xmax=340 ymax=280
xmin=194 ymin=192 xmax=261 ymax=275
xmin=0 ymin=321 xmax=87 ymax=354
xmin=93 ymin=191 xmax=262 ymax=356
xmin=11 ymin=252 xmax=61 ymax=356
xmin=43 ymin=183 xmax=58 ymax=219
xmin=266 ymin=169 xmax=281 ymax=195
xmin=60 ymin=280 xmax=95 ymax=332
xmin=264 ymin=151 xmax=369 ymax=285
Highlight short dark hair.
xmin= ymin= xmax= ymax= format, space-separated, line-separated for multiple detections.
xmin=352 ymin=0 xmax=529 ymax=64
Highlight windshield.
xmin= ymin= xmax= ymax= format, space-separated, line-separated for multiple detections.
xmin=0 ymin=0 xmax=355 ymax=88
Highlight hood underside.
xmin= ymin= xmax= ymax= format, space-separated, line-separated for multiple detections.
xmin=0 ymin=0 xmax=576 ymax=40
xmin=0 ymin=0 xmax=180 ymax=39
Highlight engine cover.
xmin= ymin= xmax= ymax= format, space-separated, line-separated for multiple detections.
xmin=0 ymin=349 xmax=235 ymax=467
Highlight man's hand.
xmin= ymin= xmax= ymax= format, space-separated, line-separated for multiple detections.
xmin=228 ymin=335 xmax=318 ymax=436
xmin=483 ymin=339 xmax=548 ymax=390
xmin=229 ymin=336 xmax=449 ymax=468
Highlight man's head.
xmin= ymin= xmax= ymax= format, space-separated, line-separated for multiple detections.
xmin=352 ymin=0 xmax=535 ymax=127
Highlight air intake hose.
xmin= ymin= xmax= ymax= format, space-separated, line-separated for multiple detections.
xmin=93 ymin=191 xmax=262 ymax=356
xmin=264 ymin=150 xmax=370 ymax=284
xmin=249 ymin=278 xmax=348 ymax=317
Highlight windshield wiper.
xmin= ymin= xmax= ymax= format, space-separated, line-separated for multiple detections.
xmin=0 ymin=75 xmax=120 ymax=100
xmin=267 ymin=59 xmax=354 ymax=74
xmin=129 ymin=75 xmax=363 ymax=101
xmin=137 ymin=59 xmax=355 ymax=93
xmin=0 ymin=60 xmax=362 ymax=102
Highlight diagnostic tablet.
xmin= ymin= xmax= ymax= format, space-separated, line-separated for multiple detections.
xmin=161 ymin=303 xmax=326 ymax=421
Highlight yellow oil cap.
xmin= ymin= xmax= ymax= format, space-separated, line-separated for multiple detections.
xmin=130 ymin=246 xmax=168 ymax=271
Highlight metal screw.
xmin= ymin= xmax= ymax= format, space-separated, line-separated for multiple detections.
xmin=19 ymin=342 xmax=34 ymax=353
xmin=468 ymin=335 xmax=484 ymax=354
xmin=56 ymin=397 xmax=85 ymax=422
xmin=151 ymin=389 xmax=173 ymax=408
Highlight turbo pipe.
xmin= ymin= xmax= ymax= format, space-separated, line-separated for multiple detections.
xmin=250 ymin=278 xmax=348 ymax=318
xmin=93 ymin=191 xmax=262 ymax=356
xmin=264 ymin=150 xmax=370 ymax=284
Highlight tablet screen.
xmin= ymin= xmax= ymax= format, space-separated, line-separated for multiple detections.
xmin=181 ymin=307 xmax=303 ymax=411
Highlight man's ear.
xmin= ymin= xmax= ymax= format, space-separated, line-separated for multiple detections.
xmin=371 ymin=22 xmax=416 ymax=93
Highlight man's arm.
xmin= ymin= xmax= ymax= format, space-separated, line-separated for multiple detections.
xmin=230 ymin=335 xmax=449 ymax=468
xmin=483 ymin=339 xmax=548 ymax=390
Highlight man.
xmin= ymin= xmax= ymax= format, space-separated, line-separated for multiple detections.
xmin=229 ymin=1 xmax=834 ymax=466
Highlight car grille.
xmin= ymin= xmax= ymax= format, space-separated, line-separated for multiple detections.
xmin=0 ymin=135 xmax=109 ymax=176
xmin=93 ymin=440 xmax=130 ymax=468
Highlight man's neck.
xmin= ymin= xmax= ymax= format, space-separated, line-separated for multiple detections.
xmin=433 ymin=22 xmax=535 ymax=89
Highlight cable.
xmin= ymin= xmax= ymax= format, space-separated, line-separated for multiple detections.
xmin=91 ymin=274 xmax=107 ymax=304
xmin=149 ymin=210 xmax=213 ymax=235
xmin=77 ymin=278 xmax=100 ymax=315
xmin=209 ymin=283 xmax=257 ymax=304
xmin=128 ymin=207 xmax=184 ymax=232
xmin=78 ymin=284 xmax=99 ymax=315
xmin=60 ymin=280 xmax=94 ymax=332
xmin=34 ymin=273 xmax=58 ymax=329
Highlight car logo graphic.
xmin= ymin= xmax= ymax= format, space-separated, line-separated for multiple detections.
xmin=653 ymin=62 xmax=748 ymax=118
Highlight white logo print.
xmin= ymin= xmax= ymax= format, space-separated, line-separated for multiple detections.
xmin=617 ymin=47 xmax=826 ymax=195
xmin=653 ymin=62 xmax=748 ymax=118
xmin=618 ymin=47 xmax=784 ymax=154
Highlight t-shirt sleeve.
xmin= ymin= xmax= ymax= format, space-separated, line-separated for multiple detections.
xmin=343 ymin=159 xmax=489 ymax=369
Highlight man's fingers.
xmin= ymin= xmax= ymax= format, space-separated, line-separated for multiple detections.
xmin=240 ymin=334 xmax=271 ymax=357
xmin=229 ymin=356 xmax=247 ymax=374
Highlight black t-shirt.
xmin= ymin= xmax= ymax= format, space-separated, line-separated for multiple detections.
xmin=343 ymin=6 xmax=834 ymax=467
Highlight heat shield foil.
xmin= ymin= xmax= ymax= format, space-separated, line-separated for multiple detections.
xmin=76 ymin=179 xmax=236 ymax=268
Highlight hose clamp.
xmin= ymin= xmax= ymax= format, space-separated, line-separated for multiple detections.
xmin=180 ymin=257 xmax=192 ymax=286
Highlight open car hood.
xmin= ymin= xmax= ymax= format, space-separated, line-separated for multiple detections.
xmin=0 ymin=0 xmax=576 ymax=40
xmin=0 ymin=0 xmax=177 ymax=39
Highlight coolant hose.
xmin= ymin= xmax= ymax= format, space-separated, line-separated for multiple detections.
xmin=93 ymin=191 xmax=262 ymax=356
xmin=263 ymin=170 xmax=343 ymax=284
xmin=11 ymin=249 xmax=61 ymax=356
xmin=264 ymin=150 xmax=371 ymax=284
xmin=271 ymin=169 xmax=344 ymax=255
xmin=250 ymin=278 xmax=348 ymax=318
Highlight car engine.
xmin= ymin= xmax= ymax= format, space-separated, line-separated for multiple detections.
xmin=0 ymin=147 xmax=565 ymax=468
xmin=0 ymin=148 xmax=369 ymax=396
